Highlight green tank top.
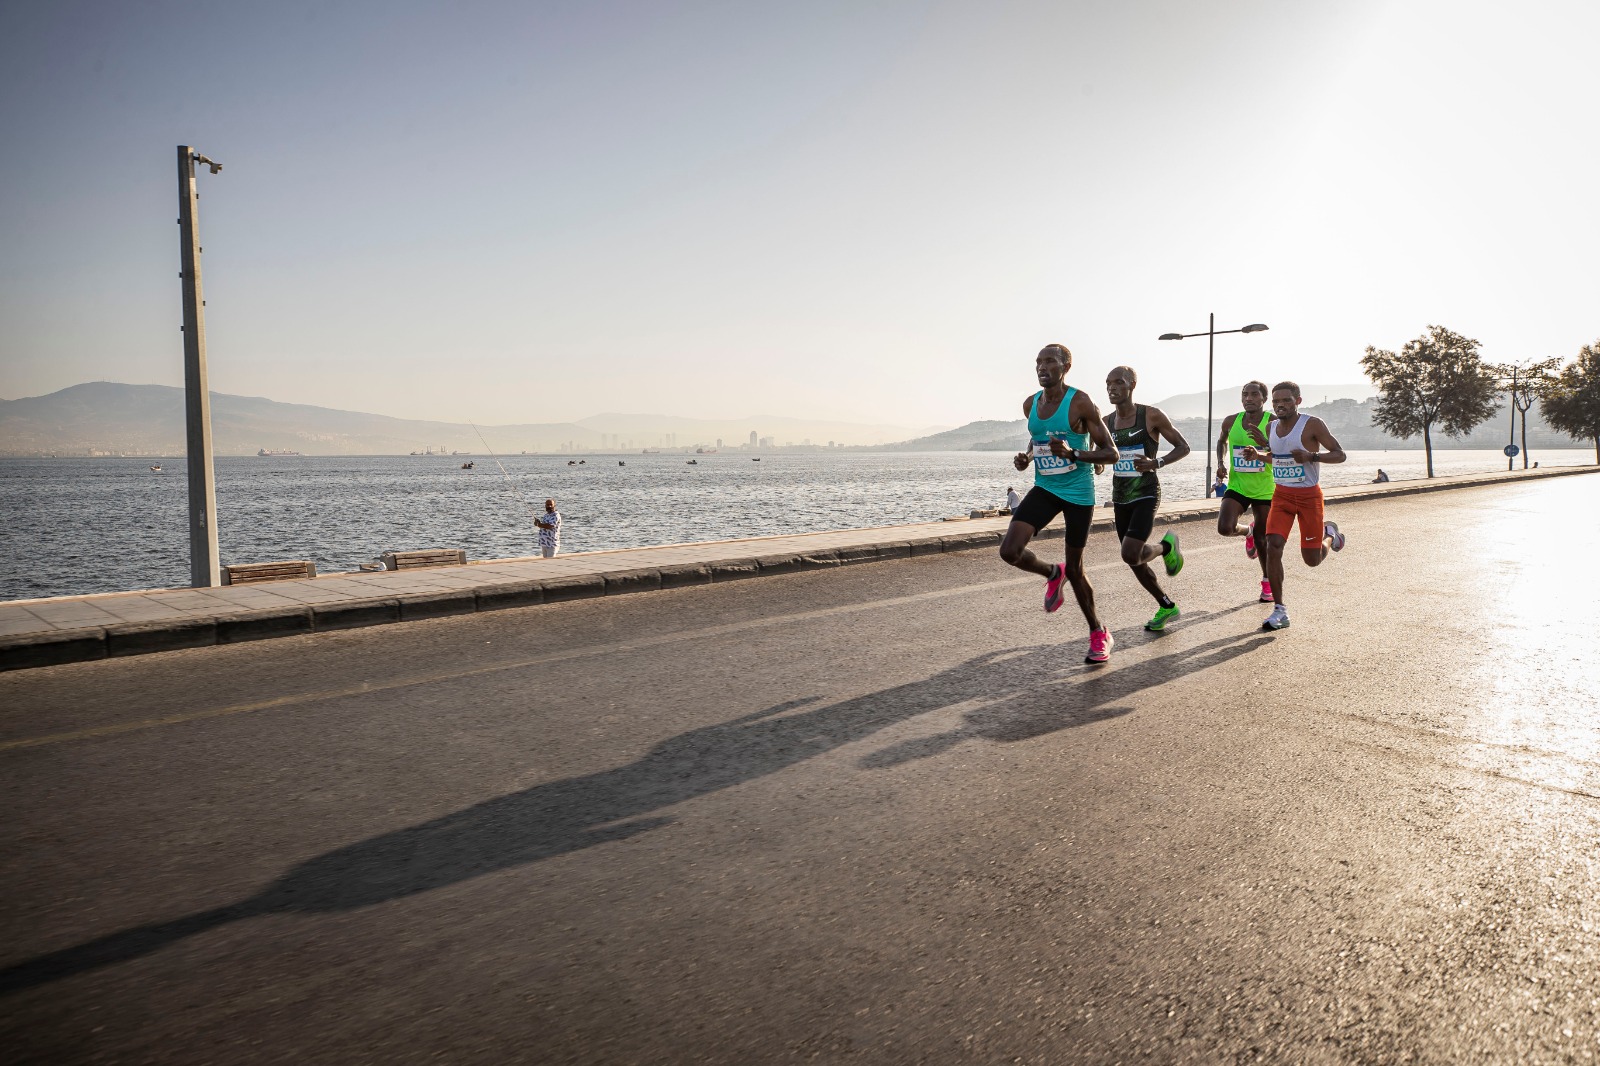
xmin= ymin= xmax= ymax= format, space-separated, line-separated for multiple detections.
xmin=1225 ymin=411 xmax=1274 ymax=499
xmin=1027 ymin=387 xmax=1093 ymax=505
xmin=1105 ymin=404 xmax=1159 ymax=505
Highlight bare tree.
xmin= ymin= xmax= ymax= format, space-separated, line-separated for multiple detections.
xmin=1541 ymin=341 xmax=1600 ymax=465
xmin=1488 ymin=357 xmax=1561 ymax=469
xmin=1361 ymin=325 xmax=1501 ymax=478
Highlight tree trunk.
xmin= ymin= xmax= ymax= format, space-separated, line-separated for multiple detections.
xmin=1423 ymin=422 xmax=1434 ymax=478
xmin=1520 ymin=408 xmax=1529 ymax=469
xmin=1594 ymin=436 xmax=1598 ymax=465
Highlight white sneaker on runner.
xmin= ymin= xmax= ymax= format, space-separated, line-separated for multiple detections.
xmin=1262 ymin=604 xmax=1290 ymax=630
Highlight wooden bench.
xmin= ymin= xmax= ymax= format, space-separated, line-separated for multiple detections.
xmin=222 ymin=560 xmax=317 ymax=585
xmin=380 ymin=548 xmax=468 ymax=571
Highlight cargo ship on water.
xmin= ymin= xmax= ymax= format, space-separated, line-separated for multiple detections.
xmin=257 ymin=447 xmax=302 ymax=456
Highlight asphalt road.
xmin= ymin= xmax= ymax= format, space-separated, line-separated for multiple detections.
xmin=3 ymin=475 xmax=1599 ymax=1065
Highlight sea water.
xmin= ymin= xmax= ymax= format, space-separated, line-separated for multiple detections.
xmin=1 ymin=449 xmax=1591 ymax=601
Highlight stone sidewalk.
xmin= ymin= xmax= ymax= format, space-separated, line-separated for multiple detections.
xmin=2 ymin=465 xmax=1592 ymax=670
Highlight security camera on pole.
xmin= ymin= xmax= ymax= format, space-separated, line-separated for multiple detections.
xmin=177 ymin=146 xmax=222 ymax=587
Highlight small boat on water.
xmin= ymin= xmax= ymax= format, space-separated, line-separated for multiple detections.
xmin=567 ymin=460 xmax=576 ymax=465
xmin=149 ymin=465 xmax=162 ymax=472
xmin=619 ymin=461 xmax=626 ymax=466
xmin=752 ymin=457 xmax=761 ymax=461
xmin=686 ymin=459 xmax=698 ymax=465
xmin=461 ymin=461 xmax=474 ymax=469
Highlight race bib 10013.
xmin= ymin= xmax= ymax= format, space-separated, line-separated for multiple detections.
xmin=1113 ymin=444 xmax=1145 ymax=478
xmin=1032 ymin=440 xmax=1076 ymax=475
xmin=1272 ymin=454 xmax=1307 ymax=485
xmin=1232 ymin=445 xmax=1265 ymax=473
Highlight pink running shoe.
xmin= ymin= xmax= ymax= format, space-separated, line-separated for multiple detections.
xmin=1244 ymin=522 xmax=1258 ymax=560
xmin=1259 ymin=579 xmax=1274 ymax=603
xmin=1085 ymin=628 xmax=1114 ymax=664
xmin=1043 ymin=563 xmax=1066 ymax=613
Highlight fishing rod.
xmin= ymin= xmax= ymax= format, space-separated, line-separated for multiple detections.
xmin=469 ymin=420 xmax=542 ymax=526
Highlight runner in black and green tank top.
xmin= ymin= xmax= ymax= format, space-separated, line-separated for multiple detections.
xmin=1103 ymin=366 xmax=1191 ymax=632
xmin=1213 ymin=380 xmax=1278 ymax=603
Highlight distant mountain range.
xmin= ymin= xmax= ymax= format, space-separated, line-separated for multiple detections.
xmin=3 ymin=381 xmax=1577 ymax=458
xmin=0 ymin=383 xmax=947 ymax=456
xmin=877 ymin=393 xmax=1577 ymax=453
xmin=1151 ymin=382 xmax=1374 ymax=420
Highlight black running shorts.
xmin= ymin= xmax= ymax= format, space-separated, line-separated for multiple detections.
xmin=1223 ymin=487 xmax=1273 ymax=508
xmin=1010 ymin=486 xmax=1094 ymax=549
xmin=1113 ymin=497 xmax=1158 ymax=544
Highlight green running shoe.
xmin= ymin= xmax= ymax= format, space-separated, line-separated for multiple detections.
xmin=1145 ymin=604 xmax=1180 ymax=631
xmin=1161 ymin=532 xmax=1183 ymax=576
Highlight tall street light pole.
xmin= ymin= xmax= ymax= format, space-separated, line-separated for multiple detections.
xmin=1159 ymin=314 xmax=1270 ymax=498
xmin=178 ymin=146 xmax=223 ymax=587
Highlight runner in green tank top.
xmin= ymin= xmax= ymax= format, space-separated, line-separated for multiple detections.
xmin=1103 ymin=366 xmax=1190 ymax=632
xmin=1214 ymin=381 xmax=1278 ymax=603
xmin=1001 ymin=343 xmax=1119 ymax=663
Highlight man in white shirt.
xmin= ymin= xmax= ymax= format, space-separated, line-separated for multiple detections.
xmin=535 ymin=498 xmax=562 ymax=558
xmin=1005 ymin=486 xmax=1022 ymax=512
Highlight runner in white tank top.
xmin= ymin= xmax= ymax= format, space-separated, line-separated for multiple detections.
xmin=1240 ymin=381 xmax=1349 ymax=630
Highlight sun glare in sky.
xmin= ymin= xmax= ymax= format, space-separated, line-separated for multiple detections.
xmin=1 ymin=0 xmax=1595 ymax=428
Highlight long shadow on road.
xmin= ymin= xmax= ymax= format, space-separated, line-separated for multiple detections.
xmin=0 ymin=606 xmax=1271 ymax=995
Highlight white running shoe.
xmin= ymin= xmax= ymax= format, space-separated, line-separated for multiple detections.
xmin=1262 ymin=604 xmax=1290 ymax=630
xmin=1324 ymin=520 xmax=1345 ymax=552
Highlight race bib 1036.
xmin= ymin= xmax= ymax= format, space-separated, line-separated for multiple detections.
xmin=1032 ymin=440 xmax=1076 ymax=475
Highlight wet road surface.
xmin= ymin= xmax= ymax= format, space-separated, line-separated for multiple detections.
xmin=3 ymin=475 xmax=1599 ymax=1064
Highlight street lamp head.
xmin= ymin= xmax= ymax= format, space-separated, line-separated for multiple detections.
xmin=1241 ymin=323 xmax=1269 ymax=333
xmin=1158 ymin=333 xmax=1183 ymax=341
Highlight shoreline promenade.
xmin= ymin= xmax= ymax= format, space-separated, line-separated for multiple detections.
xmin=2 ymin=465 xmax=1592 ymax=672
xmin=3 ymin=470 xmax=1600 ymax=1063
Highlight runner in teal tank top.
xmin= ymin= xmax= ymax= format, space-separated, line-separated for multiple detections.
xmin=1000 ymin=344 xmax=1119 ymax=664
xmin=1213 ymin=381 xmax=1278 ymax=604
xmin=1102 ymin=366 xmax=1191 ymax=633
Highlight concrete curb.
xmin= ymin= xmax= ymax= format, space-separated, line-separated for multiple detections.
xmin=1 ymin=464 xmax=1593 ymax=672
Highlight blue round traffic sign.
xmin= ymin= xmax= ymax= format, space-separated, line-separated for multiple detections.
xmin=1503 ymin=444 xmax=1520 ymax=457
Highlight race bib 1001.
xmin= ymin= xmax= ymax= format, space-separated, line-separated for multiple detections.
xmin=1032 ymin=440 xmax=1076 ymax=475
xmin=1232 ymin=445 xmax=1265 ymax=473
xmin=1272 ymin=454 xmax=1307 ymax=485
xmin=1113 ymin=444 xmax=1145 ymax=478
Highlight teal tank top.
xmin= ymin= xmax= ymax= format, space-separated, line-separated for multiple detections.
xmin=1027 ymin=387 xmax=1094 ymax=505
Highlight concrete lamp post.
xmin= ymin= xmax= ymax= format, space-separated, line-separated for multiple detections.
xmin=177 ymin=146 xmax=223 ymax=587
xmin=1158 ymin=315 xmax=1270 ymax=498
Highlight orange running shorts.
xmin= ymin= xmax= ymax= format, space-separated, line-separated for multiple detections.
xmin=1265 ymin=485 xmax=1325 ymax=549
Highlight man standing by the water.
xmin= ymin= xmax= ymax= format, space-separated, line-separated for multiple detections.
xmin=1103 ymin=366 xmax=1190 ymax=631
xmin=1241 ymin=382 xmax=1347 ymax=630
xmin=534 ymin=498 xmax=562 ymax=558
xmin=1215 ymin=381 xmax=1278 ymax=603
xmin=1000 ymin=344 xmax=1119 ymax=663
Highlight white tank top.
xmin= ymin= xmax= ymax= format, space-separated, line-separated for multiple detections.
xmin=1269 ymin=414 xmax=1319 ymax=489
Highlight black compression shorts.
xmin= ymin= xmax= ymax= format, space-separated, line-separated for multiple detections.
xmin=1113 ymin=497 xmax=1158 ymax=543
xmin=1010 ymin=486 xmax=1094 ymax=549
xmin=1223 ymin=487 xmax=1273 ymax=508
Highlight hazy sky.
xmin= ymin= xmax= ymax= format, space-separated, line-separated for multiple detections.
xmin=2 ymin=0 xmax=1596 ymax=427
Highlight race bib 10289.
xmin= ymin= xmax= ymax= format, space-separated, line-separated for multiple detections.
xmin=1272 ymin=454 xmax=1307 ymax=485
